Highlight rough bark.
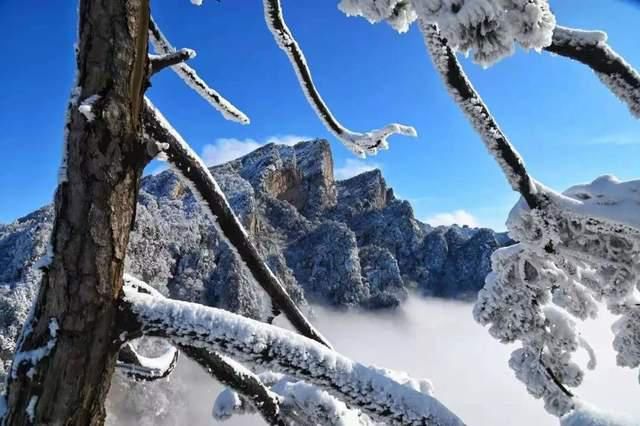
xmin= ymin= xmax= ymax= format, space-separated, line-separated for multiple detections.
xmin=3 ymin=0 xmax=150 ymax=424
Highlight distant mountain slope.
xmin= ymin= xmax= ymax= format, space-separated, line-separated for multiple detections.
xmin=0 ymin=139 xmax=511 ymax=377
xmin=1 ymin=139 xmax=512 ymax=309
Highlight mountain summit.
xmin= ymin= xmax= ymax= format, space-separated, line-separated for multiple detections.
xmin=1 ymin=140 xmax=508 ymax=321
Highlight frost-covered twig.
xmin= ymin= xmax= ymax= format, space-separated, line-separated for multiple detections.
xmin=116 ymin=343 xmax=179 ymax=382
xmin=546 ymin=26 xmax=640 ymax=118
xmin=420 ymin=21 xmax=542 ymax=209
xmin=119 ymin=284 xmax=466 ymax=426
xmin=263 ymin=0 xmax=416 ymax=157
xmin=141 ymin=98 xmax=332 ymax=349
xmin=149 ymin=49 xmax=196 ymax=76
xmin=148 ymin=17 xmax=249 ymax=124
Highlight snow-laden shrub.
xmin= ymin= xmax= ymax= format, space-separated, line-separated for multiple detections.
xmin=475 ymin=175 xmax=640 ymax=416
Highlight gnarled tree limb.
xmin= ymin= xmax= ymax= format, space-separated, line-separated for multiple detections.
xmin=141 ymin=98 xmax=332 ymax=349
xmin=263 ymin=0 xmax=416 ymax=157
xmin=545 ymin=26 xmax=640 ymax=118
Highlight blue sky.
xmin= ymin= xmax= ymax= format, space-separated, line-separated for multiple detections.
xmin=1 ymin=1 xmax=640 ymax=230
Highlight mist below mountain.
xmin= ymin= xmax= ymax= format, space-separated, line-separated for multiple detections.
xmin=108 ymin=295 xmax=640 ymax=426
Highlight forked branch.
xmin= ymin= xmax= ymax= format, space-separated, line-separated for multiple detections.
xmin=141 ymin=98 xmax=332 ymax=349
xmin=263 ymin=0 xmax=416 ymax=157
xmin=148 ymin=17 xmax=250 ymax=124
xmin=546 ymin=26 xmax=640 ymax=118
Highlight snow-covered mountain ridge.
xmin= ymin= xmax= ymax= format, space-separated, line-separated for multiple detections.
xmin=0 ymin=139 xmax=510 ymax=317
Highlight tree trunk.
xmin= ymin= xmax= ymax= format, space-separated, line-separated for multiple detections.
xmin=3 ymin=0 xmax=149 ymax=424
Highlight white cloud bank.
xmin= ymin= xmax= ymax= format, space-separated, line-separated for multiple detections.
xmin=200 ymin=134 xmax=310 ymax=166
xmin=424 ymin=209 xmax=480 ymax=227
xmin=108 ymin=296 xmax=640 ymax=426
xmin=334 ymin=158 xmax=381 ymax=180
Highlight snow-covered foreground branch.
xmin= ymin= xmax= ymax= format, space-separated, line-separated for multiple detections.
xmin=475 ymin=176 xmax=640 ymax=417
xmin=546 ymin=26 xmax=640 ymax=118
xmin=419 ymin=21 xmax=541 ymax=209
xmin=263 ymin=0 xmax=416 ymax=157
xmin=119 ymin=281 xmax=466 ymax=426
xmin=141 ymin=98 xmax=332 ymax=349
xmin=148 ymin=17 xmax=250 ymax=124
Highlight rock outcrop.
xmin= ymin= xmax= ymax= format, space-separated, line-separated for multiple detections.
xmin=1 ymin=140 xmax=511 ymax=315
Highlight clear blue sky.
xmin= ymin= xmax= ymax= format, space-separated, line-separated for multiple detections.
xmin=1 ymin=1 xmax=640 ymax=230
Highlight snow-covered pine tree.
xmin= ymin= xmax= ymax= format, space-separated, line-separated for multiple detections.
xmin=3 ymin=0 xmax=640 ymax=425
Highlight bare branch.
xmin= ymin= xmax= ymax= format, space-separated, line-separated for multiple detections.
xmin=263 ymin=0 xmax=416 ymax=157
xmin=545 ymin=26 xmax=640 ymax=118
xmin=149 ymin=49 xmax=196 ymax=75
xmin=419 ymin=21 xmax=543 ymax=210
xmin=141 ymin=98 xmax=333 ymax=349
xmin=148 ymin=17 xmax=250 ymax=124
xmin=119 ymin=283 xmax=466 ymax=426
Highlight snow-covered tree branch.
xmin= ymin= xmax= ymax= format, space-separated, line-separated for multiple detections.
xmin=148 ymin=17 xmax=250 ymax=124
xmin=141 ymin=98 xmax=332 ymax=349
xmin=263 ymin=0 xmax=417 ymax=157
xmin=214 ymin=371 xmax=373 ymax=425
xmin=419 ymin=21 xmax=542 ymax=209
xmin=474 ymin=176 xmax=640 ymax=418
xmin=545 ymin=26 xmax=640 ymax=118
xmin=118 ymin=278 xmax=466 ymax=426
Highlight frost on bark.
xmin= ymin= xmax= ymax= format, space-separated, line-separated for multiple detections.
xmin=2 ymin=0 xmax=150 ymax=424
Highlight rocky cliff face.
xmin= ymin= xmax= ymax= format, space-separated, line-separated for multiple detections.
xmin=0 ymin=139 xmax=510 ymax=317
xmin=0 ymin=138 xmax=511 ymax=385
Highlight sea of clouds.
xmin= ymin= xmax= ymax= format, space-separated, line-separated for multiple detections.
xmin=108 ymin=296 xmax=640 ymax=426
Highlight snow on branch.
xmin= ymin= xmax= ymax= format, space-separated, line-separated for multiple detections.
xmin=263 ymin=0 xmax=417 ymax=158
xmin=214 ymin=371 xmax=373 ymax=425
xmin=147 ymin=17 xmax=249 ymax=124
xmin=119 ymin=283 xmax=466 ymax=426
xmin=339 ymin=0 xmax=556 ymax=67
xmin=141 ymin=98 xmax=332 ymax=349
xmin=546 ymin=26 xmax=640 ymax=118
xmin=419 ymin=21 xmax=542 ymax=209
xmin=149 ymin=49 xmax=196 ymax=76
xmin=474 ymin=176 xmax=640 ymax=417
xmin=116 ymin=343 xmax=179 ymax=382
